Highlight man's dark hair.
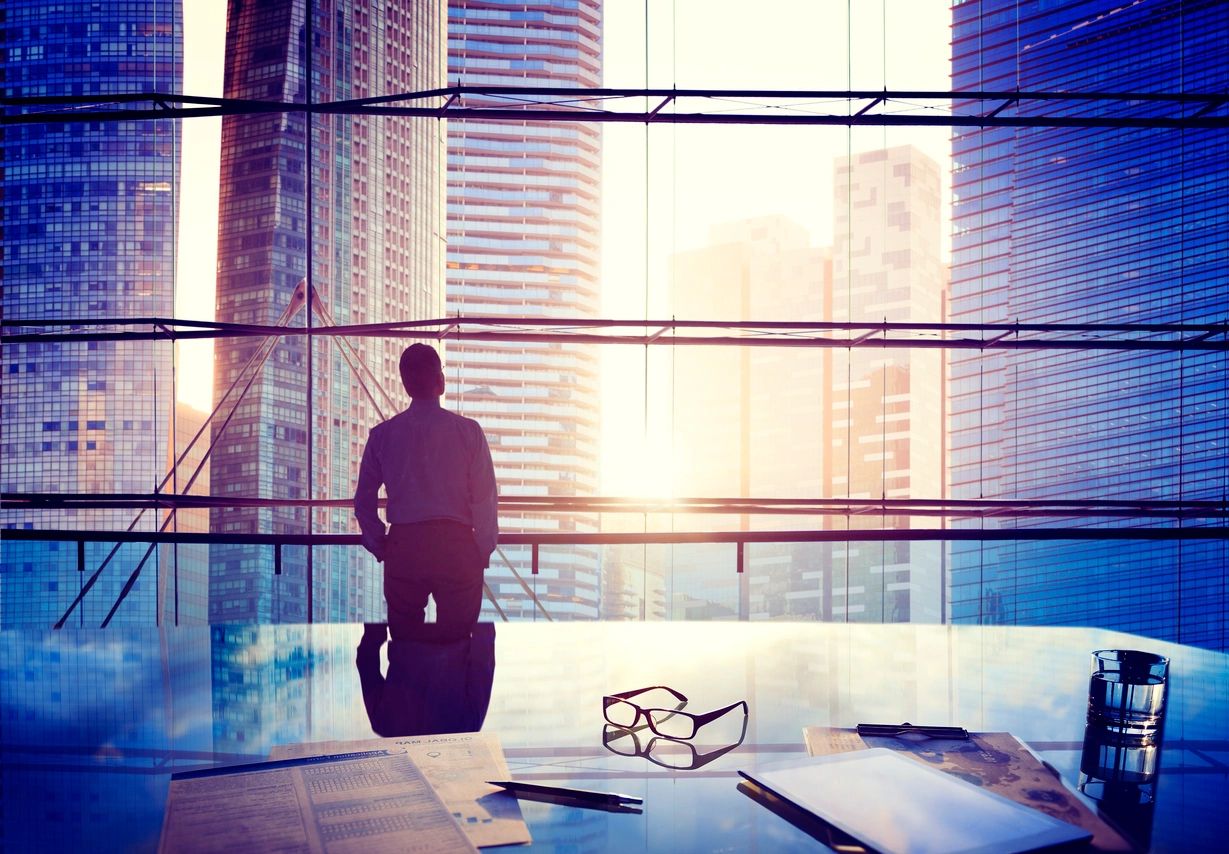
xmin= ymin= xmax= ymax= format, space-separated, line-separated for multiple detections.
xmin=400 ymin=343 xmax=443 ymax=398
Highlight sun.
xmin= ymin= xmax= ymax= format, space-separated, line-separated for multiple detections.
xmin=601 ymin=437 xmax=683 ymax=500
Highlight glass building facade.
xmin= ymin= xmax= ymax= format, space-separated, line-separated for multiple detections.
xmin=209 ymin=0 xmax=445 ymax=622
xmin=949 ymin=0 xmax=1229 ymax=649
xmin=1 ymin=1 xmax=183 ymax=627
xmin=830 ymin=146 xmax=945 ymax=625
xmin=447 ymin=0 xmax=604 ymax=619
xmin=668 ymin=216 xmax=829 ymax=620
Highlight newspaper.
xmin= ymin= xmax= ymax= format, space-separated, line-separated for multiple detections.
xmin=159 ymin=749 xmax=476 ymax=853
xmin=270 ymin=733 xmax=529 ymax=848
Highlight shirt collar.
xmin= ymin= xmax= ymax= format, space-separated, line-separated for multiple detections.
xmin=409 ymin=396 xmax=443 ymax=412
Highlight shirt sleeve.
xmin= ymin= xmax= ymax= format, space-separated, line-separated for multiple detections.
xmin=353 ymin=428 xmax=387 ymax=561
xmin=468 ymin=423 xmax=499 ymax=561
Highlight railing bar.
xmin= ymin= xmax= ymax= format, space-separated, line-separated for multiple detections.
xmin=9 ymin=492 xmax=1226 ymax=514
xmin=12 ymin=527 xmax=1229 ymax=547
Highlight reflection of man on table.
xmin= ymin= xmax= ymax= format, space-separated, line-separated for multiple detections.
xmin=354 ymin=343 xmax=499 ymax=642
xmin=356 ymin=622 xmax=496 ymax=737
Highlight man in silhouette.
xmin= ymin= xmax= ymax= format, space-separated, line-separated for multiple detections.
xmin=354 ymin=343 xmax=498 ymax=642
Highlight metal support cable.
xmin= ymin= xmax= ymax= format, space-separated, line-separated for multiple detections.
xmin=308 ymin=290 xmax=401 ymax=414
xmin=54 ymin=303 xmax=291 ymax=628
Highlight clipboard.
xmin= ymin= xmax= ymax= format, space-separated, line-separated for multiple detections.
xmin=740 ymin=749 xmax=1092 ymax=854
xmin=802 ymin=726 xmax=1132 ymax=852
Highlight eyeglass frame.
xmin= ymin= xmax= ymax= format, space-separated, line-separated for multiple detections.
xmin=602 ymin=685 xmax=748 ymax=740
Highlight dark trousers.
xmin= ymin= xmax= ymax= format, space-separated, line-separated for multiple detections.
xmin=384 ymin=520 xmax=484 ymax=643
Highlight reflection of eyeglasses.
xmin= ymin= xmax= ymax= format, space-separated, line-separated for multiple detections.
xmin=603 ymin=719 xmax=748 ymax=771
xmin=603 ymin=686 xmax=748 ymax=740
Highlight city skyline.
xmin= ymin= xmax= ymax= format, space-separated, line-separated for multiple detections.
xmin=3 ymin=1 xmax=1223 ymax=649
xmin=170 ymin=2 xmax=953 ymax=500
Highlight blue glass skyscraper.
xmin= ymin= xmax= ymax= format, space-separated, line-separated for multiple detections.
xmin=948 ymin=1 xmax=1228 ymax=648
xmin=1 ymin=2 xmax=183 ymax=627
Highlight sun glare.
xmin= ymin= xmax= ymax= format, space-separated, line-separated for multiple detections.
xmin=603 ymin=437 xmax=683 ymax=500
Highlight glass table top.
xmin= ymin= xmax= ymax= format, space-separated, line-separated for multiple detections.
xmin=2 ymin=622 xmax=1226 ymax=852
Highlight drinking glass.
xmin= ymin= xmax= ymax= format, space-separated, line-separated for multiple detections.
xmin=1086 ymin=649 xmax=1169 ymax=737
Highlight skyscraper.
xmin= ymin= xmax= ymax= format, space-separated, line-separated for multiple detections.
xmin=210 ymin=0 xmax=445 ymax=621
xmin=829 ymin=146 xmax=945 ymax=623
xmin=1 ymin=1 xmax=182 ymax=627
xmin=669 ymin=216 xmax=829 ymax=620
xmin=949 ymin=1 xmax=1228 ymax=648
xmin=447 ymin=1 xmax=604 ymax=619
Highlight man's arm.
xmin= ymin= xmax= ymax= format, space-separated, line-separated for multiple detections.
xmin=468 ymin=424 xmax=499 ymax=563
xmin=353 ymin=428 xmax=387 ymax=561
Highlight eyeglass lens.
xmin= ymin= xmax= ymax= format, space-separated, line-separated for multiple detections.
xmin=604 ymin=699 xmax=640 ymax=728
xmin=647 ymin=709 xmax=695 ymax=739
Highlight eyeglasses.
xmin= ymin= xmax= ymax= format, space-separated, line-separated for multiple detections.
xmin=602 ymin=685 xmax=748 ymax=740
xmin=602 ymin=718 xmax=748 ymax=771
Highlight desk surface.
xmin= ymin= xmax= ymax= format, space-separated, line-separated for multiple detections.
xmin=2 ymin=622 xmax=1226 ymax=852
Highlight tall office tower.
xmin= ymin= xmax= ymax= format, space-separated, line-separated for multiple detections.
xmin=829 ymin=146 xmax=945 ymax=624
xmin=670 ymin=216 xmax=830 ymax=620
xmin=210 ymin=1 xmax=445 ymax=622
xmin=1 ymin=2 xmax=182 ymax=627
xmin=447 ymin=1 xmax=603 ymax=619
xmin=949 ymin=2 xmax=1228 ymax=649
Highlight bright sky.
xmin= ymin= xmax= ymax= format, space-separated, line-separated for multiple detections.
xmin=174 ymin=1 xmax=952 ymax=493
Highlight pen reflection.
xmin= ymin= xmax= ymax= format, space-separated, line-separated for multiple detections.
xmin=355 ymin=621 xmax=496 ymax=737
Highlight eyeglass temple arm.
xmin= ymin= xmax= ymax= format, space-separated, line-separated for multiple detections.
xmin=609 ymin=685 xmax=688 ymax=703
xmin=689 ymin=699 xmax=749 ymax=727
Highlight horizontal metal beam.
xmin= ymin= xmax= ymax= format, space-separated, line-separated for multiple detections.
xmin=4 ymin=316 xmax=1227 ymax=351
xmin=8 ymin=315 xmax=1225 ymax=335
xmin=3 ymin=86 xmax=1227 ymax=129
xmin=6 ymin=492 xmax=1227 ymax=520
xmin=5 ymin=527 xmax=1227 ymax=547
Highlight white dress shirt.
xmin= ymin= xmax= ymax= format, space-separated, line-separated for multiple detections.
xmin=353 ymin=397 xmax=499 ymax=562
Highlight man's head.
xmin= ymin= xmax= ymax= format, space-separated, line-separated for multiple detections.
xmin=399 ymin=343 xmax=444 ymax=399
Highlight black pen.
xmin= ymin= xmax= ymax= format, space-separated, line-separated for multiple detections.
xmin=856 ymin=722 xmax=969 ymax=740
xmin=486 ymin=780 xmax=643 ymax=806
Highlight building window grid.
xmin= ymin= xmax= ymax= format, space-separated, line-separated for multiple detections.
xmin=2 ymin=3 xmax=1229 ymax=638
